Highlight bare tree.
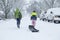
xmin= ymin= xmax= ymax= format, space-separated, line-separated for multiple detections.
xmin=53 ymin=0 xmax=60 ymax=7
xmin=0 ymin=0 xmax=16 ymax=18
xmin=39 ymin=0 xmax=56 ymax=11
xmin=26 ymin=1 xmax=42 ymax=17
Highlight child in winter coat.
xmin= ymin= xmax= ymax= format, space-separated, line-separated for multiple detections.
xmin=31 ymin=11 xmax=37 ymax=26
xmin=14 ymin=8 xmax=22 ymax=28
xmin=29 ymin=11 xmax=39 ymax=32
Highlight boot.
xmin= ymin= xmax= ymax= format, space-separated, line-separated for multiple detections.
xmin=32 ymin=27 xmax=39 ymax=32
xmin=29 ymin=25 xmax=39 ymax=32
xmin=17 ymin=24 xmax=20 ymax=28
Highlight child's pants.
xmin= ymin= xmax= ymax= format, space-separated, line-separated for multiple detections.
xmin=16 ymin=18 xmax=21 ymax=27
xmin=32 ymin=20 xmax=36 ymax=27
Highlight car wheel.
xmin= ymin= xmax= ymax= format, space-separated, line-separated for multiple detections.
xmin=42 ymin=19 xmax=44 ymax=21
xmin=48 ymin=20 xmax=50 ymax=22
xmin=54 ymin=20 xmax=59 ymax=24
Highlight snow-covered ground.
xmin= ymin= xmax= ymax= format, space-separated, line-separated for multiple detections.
xmin=0 ymin=8 xmax=60 ymax=40
xmin=0 ymin=15 xmax=60 ymax=40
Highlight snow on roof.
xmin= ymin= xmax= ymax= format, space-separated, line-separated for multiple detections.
xmin=47 ymin=8 xmax=60 ymax=15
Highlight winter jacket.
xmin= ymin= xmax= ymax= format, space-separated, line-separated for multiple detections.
xmin=31 ymin=15 xmax=37 ymax=20
xmin=31 ymin=12 xmax=37 ymax=20
xmin=14 ymin=8 xmax=22 ymax=19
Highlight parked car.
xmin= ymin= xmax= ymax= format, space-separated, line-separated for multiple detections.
xmin=46 ymin=8 xmax=60 ymax=24
xmin=40 ymin=8 xmax=60 ymax=24
xmin=40 ymin=11 xmax=47 ymax=21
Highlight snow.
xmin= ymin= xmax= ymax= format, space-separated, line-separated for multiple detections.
xmin=0 ymin=15 xmax=60 ymax=40
xmin=47 ymin=8 xmax=60 ymax=15
xmin=0 ymin=8 xmax=60 ymax=40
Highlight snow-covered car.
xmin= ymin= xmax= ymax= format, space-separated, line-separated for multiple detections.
xmin=47 ymin=8 xmax=60 ymax=23
xmin=40 ymin=11 xmax=47 ymax=21
xmin=46 ymin=11 xmax=54 ymax=22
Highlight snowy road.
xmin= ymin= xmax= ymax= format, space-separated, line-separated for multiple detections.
xmin=0 ymin=16 xmax=60 ymax=40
